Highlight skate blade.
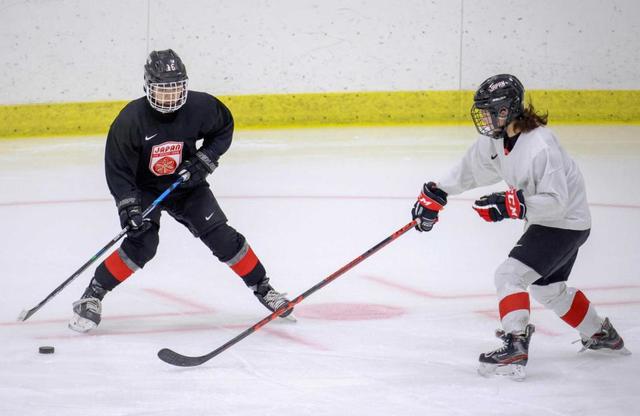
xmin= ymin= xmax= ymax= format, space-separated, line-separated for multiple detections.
xmin=279 ymin=313 xmax=297 ymax=323
xmin=578 ymin=344 xmax=632 ymax=356
xmin=588 ymin=346 xmax=632 ymax=356
xmin=478 ymin=362 xmax=526 ymax=381
xmin=618 ymin=346 xmax=632 ymax=356
xmin=68 ymin=315 xmax=97 ymax=333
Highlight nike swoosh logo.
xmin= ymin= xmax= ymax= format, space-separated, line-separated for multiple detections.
xmin=491 ymin=154 xmax=498 ymax=160
xmin=205 ymin=212 xmax=214 ymax=221
xmin=145 ymin=133 xmax=158 ymax=141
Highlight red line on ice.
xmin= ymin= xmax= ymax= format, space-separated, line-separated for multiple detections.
xmin=142 ymin=288 xmax=214 ymax=312
xmin=32 ymin=321 xmax=328 ymax=350
xmin=262 ymin=327 xmax=329 ymax=351
xmin=1 ymin=310 xmax=214 ymax=327
xmin=361 ymin=275 xmax=495 ymax=299
xmin=362 ymin=275 xmax=640 ymax=300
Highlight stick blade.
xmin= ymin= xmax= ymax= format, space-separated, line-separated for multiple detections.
xmin=17 ymin=308 xmax=33 ymax=322
xmin=157 ymin=348 xmax=212 ymax=367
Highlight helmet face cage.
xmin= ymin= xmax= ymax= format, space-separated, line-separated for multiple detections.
xmin=470 ymin=103 xmax=510 ymax=138
xmin=470 ymin=74 xmax=524 ymax=139
xmin=145 ymin=80 xmax=189 ymax=113
xmin=143 ymin=49 xmax=189 ymax=113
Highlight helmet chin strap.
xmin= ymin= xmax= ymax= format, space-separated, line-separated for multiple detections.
xmin=489 ymin=114 xmax=509 ymax=139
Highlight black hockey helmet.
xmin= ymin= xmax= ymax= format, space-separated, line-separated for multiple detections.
xmin=470 ymin=74 xmax=525 ymax=139
xmin=143 ymin=49 xmax=189 ymax=113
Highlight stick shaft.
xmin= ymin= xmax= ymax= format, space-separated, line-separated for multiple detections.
xmin=18 ymin=178 xmax=184 ymax=321
xmin=158 ymin=220 xmax=417 ymax=366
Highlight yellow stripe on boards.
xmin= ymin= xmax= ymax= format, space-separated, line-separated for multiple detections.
xmin=0 ymin=90 xmax=638 ymax=138
xmin=527 ymin=90 xmax=640 ymax=124
xmin=221 ymin=91 xmax=472 ymax=128
xmin=0 ymin=101 xmax=129 ymax=138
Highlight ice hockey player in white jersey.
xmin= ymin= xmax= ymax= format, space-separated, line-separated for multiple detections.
xmin=411 ymin=74 xmax=630 ymax=380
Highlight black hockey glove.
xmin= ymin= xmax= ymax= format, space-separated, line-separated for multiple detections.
xmin=117 ymin=196 xmax=151 ymax=237
xmin=473 ymin=189 xmax=526 ymax=222
xmin=178 ymin=150 xmax=218 ymax=188
xmin=412 ymin=182 xmax=447 ymax=232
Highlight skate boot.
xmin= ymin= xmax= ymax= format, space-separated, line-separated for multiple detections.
xmin=68 ymin=280 xmax=107 ymax=333
xmin=251 ymin=277 xmax=295 ymax=321
xmin=478 ymin=324 xmax=535 ymax=381
xmin=579 ymin=317 xmax=631 ymax=355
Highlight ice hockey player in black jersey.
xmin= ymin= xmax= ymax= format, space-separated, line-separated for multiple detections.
xmin=411 ymin=74 xmax=629 ymax=380
xmin=69 ymin=49 xmax=293 ymax=332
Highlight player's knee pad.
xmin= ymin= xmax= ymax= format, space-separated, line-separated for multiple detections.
xmin=120 ymin=224 xmax=160 ymax=268
xmin=530 ymin=282 xmax=566 ymax=307
xmin=494 ymin=257 xmax=541 ymax=296
xmin=94 ymin=225 xmax=158 ymax=290
xmin=200 ymin=223 xmax=245 ymax=262
xmin=530 ymin=282 xmax=577 ymax=313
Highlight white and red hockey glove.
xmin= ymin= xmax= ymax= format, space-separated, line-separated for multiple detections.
xmin=412 ymin=182 xmax=447 ymax=232
xmin=473 ymin=189 xmax=526 ymax=222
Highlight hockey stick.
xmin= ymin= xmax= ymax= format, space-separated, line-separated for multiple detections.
xmin=157 ymin=219 xmax=417 ymax=367
xmin=17 ymin=177 xmax=185 ymax=322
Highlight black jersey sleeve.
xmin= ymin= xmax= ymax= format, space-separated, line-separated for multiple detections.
xmin=104 ymin=116 xmax=140 ymax=202
xmin=198 ymin=95 xmax=234 ymax=163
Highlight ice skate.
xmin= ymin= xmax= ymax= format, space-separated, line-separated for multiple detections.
xmin=478 ymin=324 xmax=535 ymax=381
xmin=69 ymin=298 xmax=102 ymax=332
xmin=68 ymin=281 xmax=106 ymax=333
xmin=578 ymin=317 xmax=631 ymax=355
xmin=252 ymin=277 xmax=296 ymax=322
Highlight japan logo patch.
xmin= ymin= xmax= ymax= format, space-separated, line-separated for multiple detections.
xmin=149 ymin=141 xmax=183 ymax=176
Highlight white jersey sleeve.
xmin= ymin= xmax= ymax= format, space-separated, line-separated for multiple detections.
xmin=436 ymin=137 xmax=502 ymax=195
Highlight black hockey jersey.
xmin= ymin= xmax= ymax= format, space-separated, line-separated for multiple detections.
xmin=104 ymin=91 xmax=233 ymax=201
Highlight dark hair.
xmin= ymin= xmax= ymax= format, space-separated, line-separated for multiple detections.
xmin=513 ymin=101 xmax=548 ymax=132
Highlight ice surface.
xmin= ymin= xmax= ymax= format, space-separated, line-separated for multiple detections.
xmin=1 ymin=126 xmax=638 ymax=415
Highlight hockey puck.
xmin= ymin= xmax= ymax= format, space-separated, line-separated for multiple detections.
xmin=38 ymin=346 xmax=55 ymax=354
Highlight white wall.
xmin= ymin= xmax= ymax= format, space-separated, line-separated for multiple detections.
xmin=1 ymin=0 xmax=638 ymax=104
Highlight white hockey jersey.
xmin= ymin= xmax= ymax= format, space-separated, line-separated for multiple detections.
xmin=437 ymin=126 xmax=591 ymax=231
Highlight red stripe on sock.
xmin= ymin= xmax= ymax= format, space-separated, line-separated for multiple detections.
xmin=230 ymin=247 xmax=259 ymax=277
xmin=499 ymin=292 xmax=530 ymax=319
xmin=104 ymin=251 xmax=134 ymax=282
xmin=561 ymin=290 xmax=590 ymax=327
